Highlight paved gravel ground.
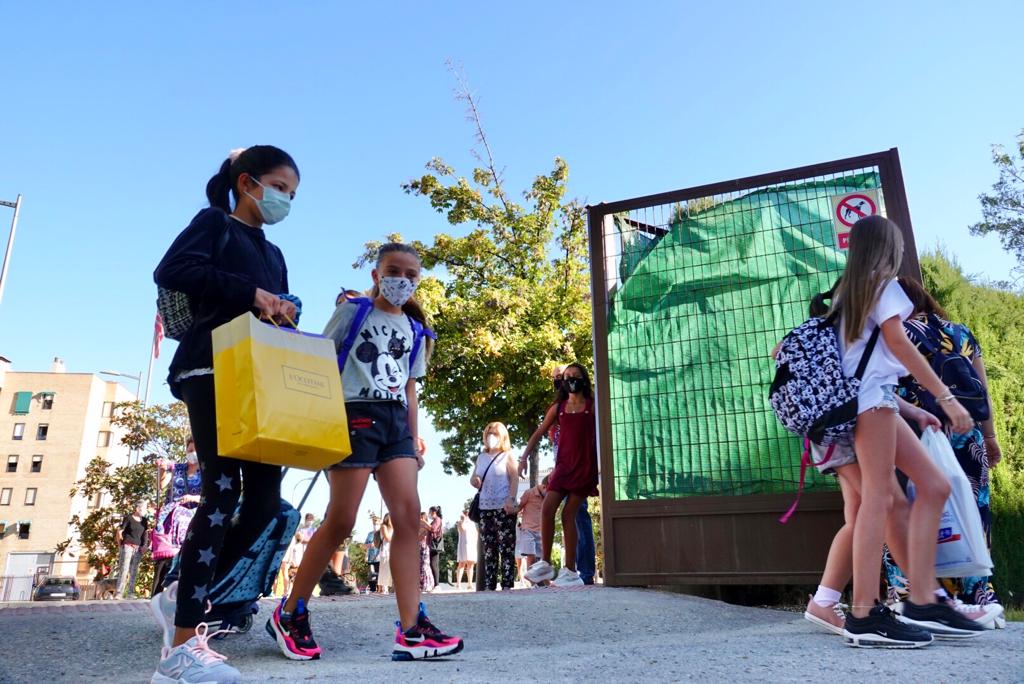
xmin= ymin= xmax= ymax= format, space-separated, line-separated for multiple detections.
xmin=1 ymin=586 xmax=1021 ymax=683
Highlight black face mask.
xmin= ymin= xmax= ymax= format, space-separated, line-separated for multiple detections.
xmin=553 ymin=379 xmax=563 ymax=392
xmin=565 ymin=377 xmax=586 ymax=394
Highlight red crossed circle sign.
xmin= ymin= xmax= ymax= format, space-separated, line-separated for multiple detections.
xmin=835 ymin=193 xmax=877 ymax=228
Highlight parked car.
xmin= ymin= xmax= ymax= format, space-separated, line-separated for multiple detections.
xmin=32 ymin=576 xmax=81 ymax=601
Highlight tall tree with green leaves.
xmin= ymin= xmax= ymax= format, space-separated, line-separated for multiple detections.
xmin=971 ymin=130 xmax=1024 ymax=272
xmin=356 ymin=71 xmax=592 ymax=480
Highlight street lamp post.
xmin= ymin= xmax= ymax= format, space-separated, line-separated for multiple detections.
xmin=99 ymin=370 xmax=143 ymax=402
xmin=0 ymin=194 xmax=23 ymax=310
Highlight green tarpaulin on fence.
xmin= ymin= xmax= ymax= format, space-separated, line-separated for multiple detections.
xmin=607 ymin=172 xmax=881 ymax=500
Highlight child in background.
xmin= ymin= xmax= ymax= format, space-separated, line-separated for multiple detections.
xmin=516 ymin=477 xmax=547 ymax=579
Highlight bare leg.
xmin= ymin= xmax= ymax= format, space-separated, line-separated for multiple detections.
xmin=285 ymin=469 xmax=371 ymax=613
xmin=560 ymin=494 xmax=586 ymax=572
xmin=818 ymin=466 xmax=861 ymax=592
xmin=540 ymin=490 xmax=566 ymax=562
xmin=851 ymin=408 xmax=898 ymax=618
xmin=375 ymin=458 xmax=422 ymax=631
xmin=893 ymin=424 xmax=950 ymax=607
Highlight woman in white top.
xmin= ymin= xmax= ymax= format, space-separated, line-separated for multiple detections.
xmin=469 ymin=422 xmax=519 ymax=590
xmin=377 ymin=513 xmax=394 ymax=594
xmin=455 ymin=511 xmax=479 ymax=590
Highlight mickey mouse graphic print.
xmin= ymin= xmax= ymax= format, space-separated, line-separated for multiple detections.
xmin=324 ymin=302 xmax=427 ymax=405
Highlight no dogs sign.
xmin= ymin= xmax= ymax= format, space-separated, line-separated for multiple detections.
xmin=829 ymin=189 xmax=882 ymax=250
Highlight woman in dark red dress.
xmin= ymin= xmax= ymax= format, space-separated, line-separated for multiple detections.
xmin=518 ymin=363 xmax=598 ymax=587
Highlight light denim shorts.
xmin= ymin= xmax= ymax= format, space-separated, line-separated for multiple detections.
xmin=866 ymin=383 xmax=899 ymax=413
xmin=812 ymin=442 xmax=857 ymax=475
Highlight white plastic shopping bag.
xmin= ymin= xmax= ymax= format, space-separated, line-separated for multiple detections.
xmin=908 ymin=429 xmax=993 ymax=578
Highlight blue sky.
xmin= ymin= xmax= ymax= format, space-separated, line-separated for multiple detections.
xmin=1 ymin=2 xmax=1021 ymax=537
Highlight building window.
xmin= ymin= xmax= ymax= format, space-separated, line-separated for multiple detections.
xmin=41 ymin=393 xmax=54 ymax=410
xmin=18 ymin=522 xmax=30 ymax=539
xmin=12 ymin=423 xmax=24 ymax=440
xmin=97 ymin=431 xmax=112 ymax=448
xmin=24 ymin=488 xmax=37 ymax=506
xmin=13 ymin=391 xmax=32 ymax=415
xmin=101 ymin=401 xmax=114 ymax=418
xmin=36 ymin=424 xmax=49 ymax=441
xmin=31 ymin=455 xmax=43 ymax=473
xmin=0 ymin=488 xmax=11 ymax=505
xmin=6 ymin=455 xmax=17 ymax=473
xmin=87 ymin=491 xmax=102 ymax=508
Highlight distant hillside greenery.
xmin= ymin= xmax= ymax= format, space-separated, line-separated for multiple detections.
xmin=920 ymin=252 xmax=1024 ymax=606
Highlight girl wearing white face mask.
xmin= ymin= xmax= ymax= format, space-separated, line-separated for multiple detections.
xmin=269 ymin=242 xmax=463 ymax=663
xmin=469 ymin=422 xmax=519 ymax=590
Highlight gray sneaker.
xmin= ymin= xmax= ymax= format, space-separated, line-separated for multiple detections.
xmin=151 ymin=624 xmax=240 ymax=684
xmin=150 ymin=581 xmax=178 ymax=649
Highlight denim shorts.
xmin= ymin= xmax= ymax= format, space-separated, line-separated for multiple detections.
xmin=516 ymin=527 xmax=542 ymax=557
xmin=867 ymin=384 xmax=900 ymax=413
xmin=331 ymin=401 xmax=416 ymax=470
xmin=812 ymin=442 xmax=857 ymax=475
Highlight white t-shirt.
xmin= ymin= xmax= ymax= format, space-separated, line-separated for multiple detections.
xmin=840 ymin=279 xmax=914 ymax=414
xmin=322 ymin=302 xmax=428 ymax=405
xmin=474 ymin=450 xmax=513 ymax=510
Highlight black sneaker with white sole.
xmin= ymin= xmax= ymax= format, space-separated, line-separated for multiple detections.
xmin=843 ymin=601 xmax=934 ymax=648
xmin=898 ymin=599 xmax=986 ymax=639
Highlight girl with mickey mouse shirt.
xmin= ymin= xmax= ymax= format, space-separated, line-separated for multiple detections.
xmin=267 ymin=243 xmax=464 ymax=663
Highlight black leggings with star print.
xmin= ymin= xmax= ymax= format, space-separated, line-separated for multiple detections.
xmin=175 ymin=375 xmax=282 ymax=628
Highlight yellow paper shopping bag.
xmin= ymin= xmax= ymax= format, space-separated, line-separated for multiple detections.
xmin=212 ymin=312 xmax=350 ymax=470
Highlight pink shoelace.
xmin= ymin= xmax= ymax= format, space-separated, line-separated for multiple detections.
xmin=183 ymin=623 xmax=230 ymax=666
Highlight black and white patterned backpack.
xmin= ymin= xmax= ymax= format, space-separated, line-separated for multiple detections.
xmin=769 ymin=316 xmax=880 ymax=447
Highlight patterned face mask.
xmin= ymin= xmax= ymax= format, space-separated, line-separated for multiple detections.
xmin=379 ymin=276 xmax=417 ymax=307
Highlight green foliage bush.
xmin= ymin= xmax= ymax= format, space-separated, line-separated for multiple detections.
xmin=921 ymin=252 xmax=1024 ymax=606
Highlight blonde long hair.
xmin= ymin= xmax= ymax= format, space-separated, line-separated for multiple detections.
xmin=828 ymin=215 xmax=905 ymax=345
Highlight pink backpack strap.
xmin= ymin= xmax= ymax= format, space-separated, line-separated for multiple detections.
xmin=779 ymin=439 xmax=835 ymax=524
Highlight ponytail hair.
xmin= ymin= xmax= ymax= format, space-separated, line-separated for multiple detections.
xmin=372 ymin=242 xmax=435 ymax=362
xmin=809 ymin=279 xmax=841 ymax=317
xmin=205 ymin=145 xmax=300 ymax=212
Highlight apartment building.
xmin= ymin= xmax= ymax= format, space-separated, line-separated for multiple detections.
xmin=0 ymin=356 xmax=133 ymax=600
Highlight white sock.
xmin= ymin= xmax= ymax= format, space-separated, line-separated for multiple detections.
xmin=813 ymin=585 xmax=842 ymax=607
xmin=935 ymin=587 xmax=949 ymax=599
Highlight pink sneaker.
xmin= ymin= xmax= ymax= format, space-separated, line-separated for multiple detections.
xmin=391 ymin=603 xmax=464 ymax=661
xmin=804 ymin=594 xmax=846 ymax=636
xmin=265 ymin=599 xmax=322 ymax=661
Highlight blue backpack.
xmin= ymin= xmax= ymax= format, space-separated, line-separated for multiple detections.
xmin=337 ymin=296 xmax=435 ymax=373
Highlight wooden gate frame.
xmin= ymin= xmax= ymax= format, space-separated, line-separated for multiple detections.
xmin=588 ymin=149 xmax=919 ymax=586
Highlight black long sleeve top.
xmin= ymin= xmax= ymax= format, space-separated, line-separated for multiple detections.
xmin=154 ymin=208 xmax=289 ymax=397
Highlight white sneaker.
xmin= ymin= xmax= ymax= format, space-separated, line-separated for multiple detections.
xmin=937 ymin=596 xmax=1002 ymax=629
xmin=552 ymin=567 xmax=584 ymax=588
xmin=150 ymin=581 xmax=178 ymax=649
xmin=524 ymin=560 xmax=555 ymax=584
xmin=151 ymin=623 xmax=240 ymax=684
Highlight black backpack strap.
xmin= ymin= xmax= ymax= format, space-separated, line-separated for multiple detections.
xmin=853 ymin=326 xmax=881 ymax=380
